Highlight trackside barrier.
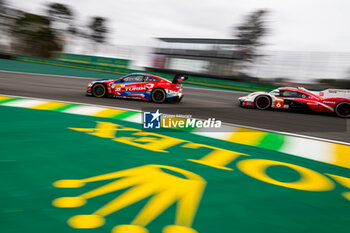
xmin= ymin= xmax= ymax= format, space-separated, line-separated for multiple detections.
xmin=14 ymin=55 xmax=278 ymax=92
xmin=56 ymin=53 xmax=129 ymax=69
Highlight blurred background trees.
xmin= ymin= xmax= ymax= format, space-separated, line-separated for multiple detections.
xmin=89 ymin=16 xmax=108 ymax=51
xmin=0 ymin=0 xmax=110 ymax=58
xmin=11 ymin=13 xmax=62 ymax=58
xmin=0 ymin=0 xmax=18 ymax=51
xmin=46 ymin=3 xmax=75 ymax=34
xmin=233 ymin=9 xmax=269 ymax=63
xmin=46 ymin=3 xmax=73 ymax=24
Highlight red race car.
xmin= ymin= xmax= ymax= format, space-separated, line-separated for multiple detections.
xmin=238 ymin=87 xmax=350 ymax=118
xmin=87 ymin=73 xmax=187 ymax=103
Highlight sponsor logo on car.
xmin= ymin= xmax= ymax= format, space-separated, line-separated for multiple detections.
xmin=324 ymin=101 xmax=336 ymax=104
xmin=125 ymin=86 xmax=147 ymax=92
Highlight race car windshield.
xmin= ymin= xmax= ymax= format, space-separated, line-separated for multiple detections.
xmin=159 ymin=77 xmax=171 ymax=82
xmin=269 ymin=89 xmax=280 ymax=96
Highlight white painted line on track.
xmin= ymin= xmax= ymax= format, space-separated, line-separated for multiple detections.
xmin=280 ymin=137 xmax=333 ymax=163
xmin=0 ymin=93 xmax=142 ymax=113
xmin=62 ymin=106 xmax=107 ymax=115
xmin=184 ymin=85 xmax=247 ymax=93
xmin=1 ymin=99 xmax=47 ymax=108
xmin=0 ymin=69 xmax=95 ymax=80
xmin=192 ymin=131 xmax=234 ymax=140
xmin=123 ymin=113 xmax=143 ymax=123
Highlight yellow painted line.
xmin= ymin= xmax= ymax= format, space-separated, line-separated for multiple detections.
xmin=91 ymin=108 xmax=126 ymax=118
xmin=59 ymin=58 xmax=91 ymax=64
xmin=227 ymin=128 xmax=267 ymax=146
xmin=0 ymin=96 xmax=13 ymax=101
xmin=333 ymin=144 xmax=350 ymax=169
xmin=31 ymin=102 xmax=68 ymax=110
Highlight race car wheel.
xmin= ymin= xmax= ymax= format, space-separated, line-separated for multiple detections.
xmin=335 ymin=102 xmax=350 ymax=118
xmin=151 ymin=88 xmax=166 ymax=103
xmin=92 ymin=84 xmax=107 ymax=98
xmin=254 ymin=95 xmax=271 ymax=110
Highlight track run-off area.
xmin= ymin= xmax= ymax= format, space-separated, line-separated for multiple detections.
xmin=0 ymin=59 xmax=349 ymax=233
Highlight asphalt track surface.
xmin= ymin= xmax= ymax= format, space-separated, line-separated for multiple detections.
xmin=0 ymin=71 xmax=349 ymax=142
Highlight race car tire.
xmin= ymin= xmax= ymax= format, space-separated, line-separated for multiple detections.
xmin=334 ymin=102 xmax=350 ymax=118
xmin=151 ymin=88 xmax=166 ymax=103
xmin=92 ymin=83 xmax=107 ymax=98
xmin=254 ymin=95 xmax=271 ymax=110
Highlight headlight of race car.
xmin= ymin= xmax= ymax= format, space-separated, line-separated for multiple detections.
xmin=88 ymin=82 xmax=92 ymax=87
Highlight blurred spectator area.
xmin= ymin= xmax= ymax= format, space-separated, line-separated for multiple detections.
xmin=2 ymin=36 xmax=350 ymax=83
xmin=145 ymin=38 xmax=350 ymax=82
xmin=243 ymin=51 xmax=350 ymax=83
xmin=148 ymin=38 xmax=249 ymax=77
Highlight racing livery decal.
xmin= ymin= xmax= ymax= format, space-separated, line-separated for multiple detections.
xmin=87 ymin=73 xmax=186 ymax=103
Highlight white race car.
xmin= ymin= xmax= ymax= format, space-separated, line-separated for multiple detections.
xmin=238 ymin=87 xmax=350 ymax=117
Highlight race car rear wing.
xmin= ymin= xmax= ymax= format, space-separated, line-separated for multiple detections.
xmin=172 ymin=75 xmax=188 ymax=84
xmin=319 ymin=89 xmax=350 ymax=99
